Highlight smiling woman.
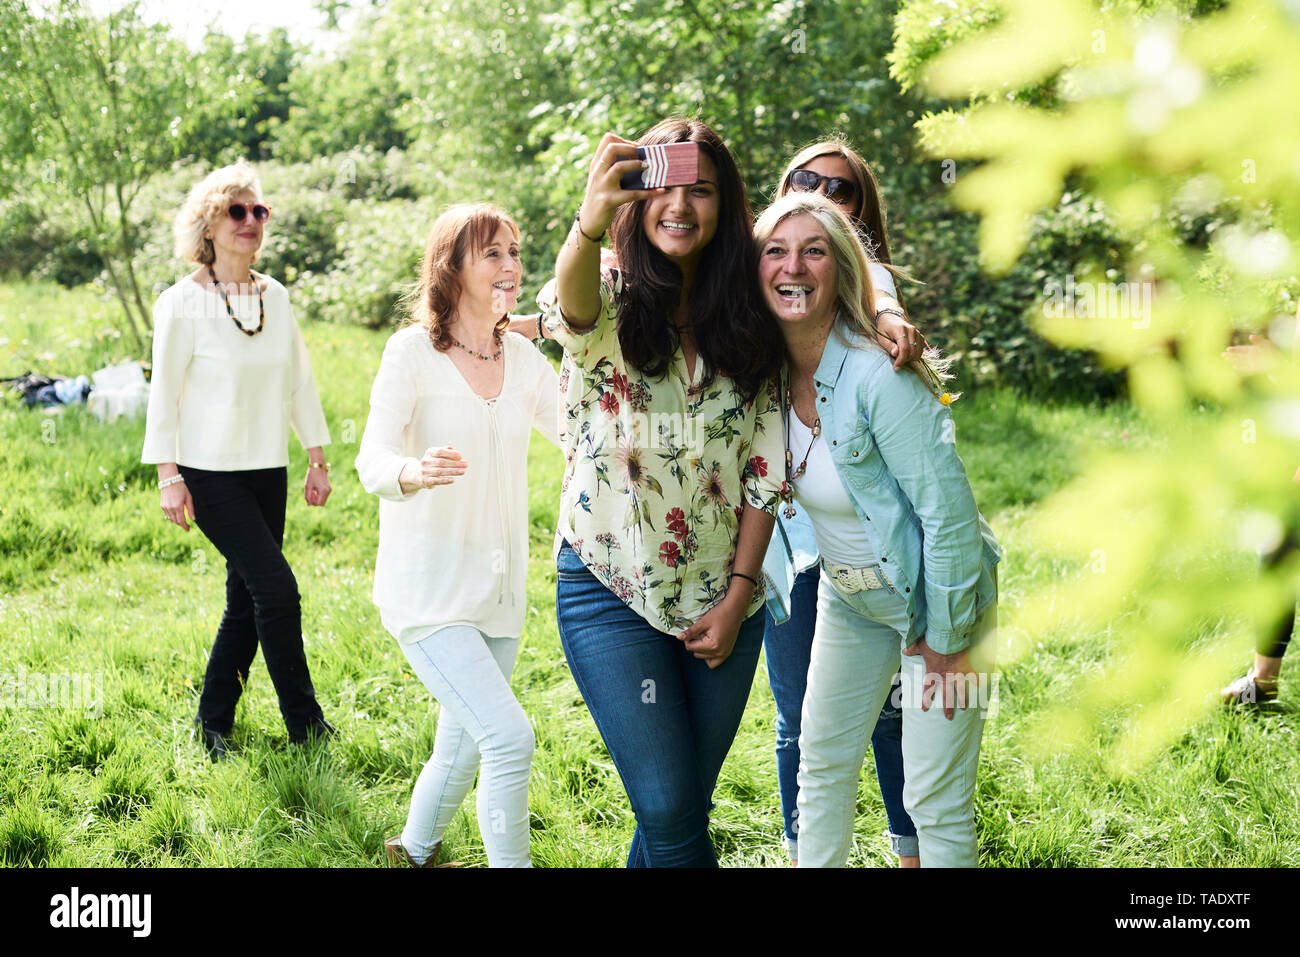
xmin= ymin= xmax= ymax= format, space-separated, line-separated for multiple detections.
xmin=537 ymin=118 xmax=786 ymax=868
xmin=755 ymin=191 xmax=999 ymax=868
xmin=141 ymin=159 xmax=335 ymax=760
xmin=354 ymin=202 xmax=562 ymax=868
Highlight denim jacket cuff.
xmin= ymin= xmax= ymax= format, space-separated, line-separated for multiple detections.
xmin=923 ymin=628 xmax=971 ymax=656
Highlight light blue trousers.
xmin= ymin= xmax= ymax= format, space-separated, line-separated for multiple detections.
xmin=796 ymin=572 xmax=996 ymax=867
xmin=398 ymin=626 xmax=533 ymax=868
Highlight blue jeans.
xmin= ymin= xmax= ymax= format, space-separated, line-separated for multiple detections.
xmin=764 ymin=565 xmax=917 ymax=859
xmin=556 ymin=542 xmax=765 ymax=867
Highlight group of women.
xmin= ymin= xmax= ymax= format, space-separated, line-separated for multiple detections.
xmin=143 ymin=117 xmax=1002 ymax=868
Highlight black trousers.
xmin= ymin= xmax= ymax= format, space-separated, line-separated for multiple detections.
xmin=1260 ymin=532 xmax=1297 ymax=659
xmin=180 ymin=466 xmax=324 ymax=736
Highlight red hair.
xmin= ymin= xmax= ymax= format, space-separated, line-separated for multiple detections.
xmin=410 ymin=203 xmax=519 ymax=351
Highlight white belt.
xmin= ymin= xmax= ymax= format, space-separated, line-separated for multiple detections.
xmin=822 ymin=559 xmax=888 ymax=594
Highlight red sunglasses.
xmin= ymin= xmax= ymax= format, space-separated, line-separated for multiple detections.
xmin=228 ymin=202 xmax=271 ymax=223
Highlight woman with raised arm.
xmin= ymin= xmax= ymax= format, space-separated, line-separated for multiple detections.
xmin=356 ymin=204 xmax=560 ymax=868
xmin=539 ymin=118 xmax=786 ymax=867
xmin=143 ymin=160 xmax=334 ymax=761
xmin=756 ymin=191 xmax=1000 ymax=867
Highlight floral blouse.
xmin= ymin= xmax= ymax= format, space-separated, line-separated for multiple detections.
xmin=538 ymin=269 xmax=785 ymax=635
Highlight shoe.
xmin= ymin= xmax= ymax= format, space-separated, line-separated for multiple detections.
xmin=1220 ymin=669 xmax=1279 ymax=706
xmin=288 ymin=718 xmax=337 ymax=746
xmin=383 ymin=836 xmax=458 ymax=868
xmin=194 ymin=719 xmax=231 ymax=762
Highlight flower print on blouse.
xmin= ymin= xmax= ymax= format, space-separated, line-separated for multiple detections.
xmin=539 ymin=268 xmax=784 ymax=635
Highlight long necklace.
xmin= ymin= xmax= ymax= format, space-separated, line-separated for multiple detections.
xmin=448 ymin=333 xmax=502 ymax=361
xmin=208 ymin=266 xmax=264 ymax=337
xmin=783 ymin=382 xmax=821 ymax=519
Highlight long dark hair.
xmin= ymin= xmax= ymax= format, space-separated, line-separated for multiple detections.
xmin=610 ymin=118 xmax=781 ymax=401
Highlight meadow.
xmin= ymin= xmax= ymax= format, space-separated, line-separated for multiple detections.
xmin=1 ymin=281 xmax=1296 ymax=868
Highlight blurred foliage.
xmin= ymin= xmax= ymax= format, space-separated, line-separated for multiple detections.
xmin=897 ymin=0 xmax=1300 ymax=772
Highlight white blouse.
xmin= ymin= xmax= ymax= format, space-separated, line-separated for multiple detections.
xmin=354 ymin=326 xmax=562 ymax=644
xmin=141 ymin=275 xmax=331 ymax=469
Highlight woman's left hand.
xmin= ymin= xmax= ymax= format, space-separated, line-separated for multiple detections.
xmin=874 ymin=305 xmax=928 ymax=370
xmin=902 ymin=636 xmax=975 ymax=721
xmin=677 ymin=595 xmax=747 ymax=669
xmin=304 ymin=466 xmax=332 ymax=507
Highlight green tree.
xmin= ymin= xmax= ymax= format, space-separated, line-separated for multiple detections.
xmin=0 ymin=0 xmax=250 ymax=349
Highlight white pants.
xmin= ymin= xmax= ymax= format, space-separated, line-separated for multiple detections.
xmin=399 ymin=626 xmax=534 ymax=868
xmin=796 ymin=574 xmax=995 ymax=868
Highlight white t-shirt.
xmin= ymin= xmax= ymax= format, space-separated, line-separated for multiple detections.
xmin=354 ymin=326 xmax=562 ymax=643
xmin=141 ymin=275 xmax=331 ymax=469
xmin=782 ymin=262 xmax=898 ymax=567
xmin=869 ymin=263 xmax=898 ymax=301
xmin=787 ymin=410 xmax=878 ymax=566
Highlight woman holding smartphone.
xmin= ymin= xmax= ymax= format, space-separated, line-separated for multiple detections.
xmin=755 ymin=190 xmax=999 ymax=867
xmin=540 ymin=118 xmax=785 ymax=867
xmin=356 ymin=204 xmax=560 ymax=867
xmin=760 ymin=137 xmax=924 ymax=866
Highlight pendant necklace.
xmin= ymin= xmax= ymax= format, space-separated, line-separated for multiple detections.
xmin=783 ymin=383 xmax=821 ymax=519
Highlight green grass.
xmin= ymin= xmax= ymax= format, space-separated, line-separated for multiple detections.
xmin=2 ymin=280 xmax=1296 ymax=867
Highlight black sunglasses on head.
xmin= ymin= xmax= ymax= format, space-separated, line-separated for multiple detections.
xmin=788 ymin=169 xmax=859 ymax=207
xmin=228 ymin=202 xmax=271 ymax=223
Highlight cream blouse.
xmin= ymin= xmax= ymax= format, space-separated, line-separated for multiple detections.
xmin=141 ymin=275 xmax=331 ymax=469
xmin=355 ymin=326 xmax=561 ymax=644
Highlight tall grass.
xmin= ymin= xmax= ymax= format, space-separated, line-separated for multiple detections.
xmin=2 ymin=281 xmax=1296 ymax=867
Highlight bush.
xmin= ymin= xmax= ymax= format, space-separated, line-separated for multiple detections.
xmin=895 ymin=188 xmax=1129 ymax=401
xmin=291 ymin=196 xmax=439 ymax=327
xmin=0 ymin=192 xmax=103 ymax=287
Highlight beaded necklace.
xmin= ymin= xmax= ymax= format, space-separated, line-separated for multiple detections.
xmin=448 ymin=333 xmax=503 ymax=362
xmin=208 ymin=265 xmax=264 ymax=337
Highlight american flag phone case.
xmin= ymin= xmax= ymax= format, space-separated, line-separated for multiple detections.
xmin=620 ymin=142 xmax=700 ymax=190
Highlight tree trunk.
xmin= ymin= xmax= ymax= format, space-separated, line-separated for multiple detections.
xmin=82 ymin=190 xmax=146 ymax=353
xmin=100 ymin=255 xmax=146 ymax=354
xmin=115 ymin=180 xmax=153 ymax=335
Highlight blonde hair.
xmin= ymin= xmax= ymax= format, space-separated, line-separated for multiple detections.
xmin=754 ymin=191 xmax=952 ymax=397
xmin=174 ymin=160 xmax=264 ymax=266
xmin=404 ymin=203 xmax=518 ymax=351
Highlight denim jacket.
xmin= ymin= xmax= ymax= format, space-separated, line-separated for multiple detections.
xmin=764 ymin=318 xmax=1000 ymax=653
xmin=761 ymin=505 xmax=820 ymax=626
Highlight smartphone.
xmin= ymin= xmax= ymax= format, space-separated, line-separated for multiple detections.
xmin=619 ymin=142 xmax=700 ymax=190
